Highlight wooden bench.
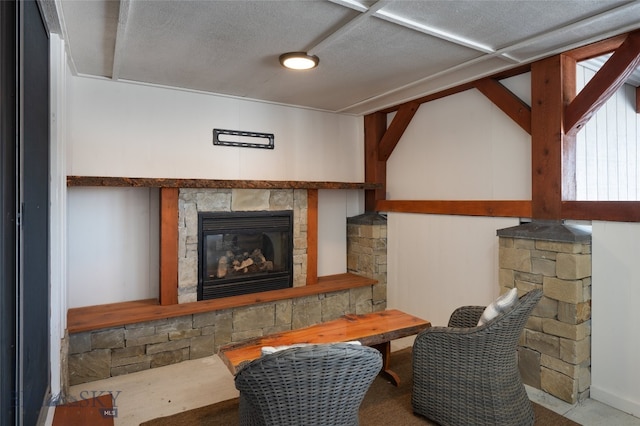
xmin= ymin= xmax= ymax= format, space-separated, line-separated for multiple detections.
xmin=218 ymin=309 xmax=431 ymax=386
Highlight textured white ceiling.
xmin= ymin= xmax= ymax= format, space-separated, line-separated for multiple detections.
xmin=48 ymin=0 xmax=640 ymax=114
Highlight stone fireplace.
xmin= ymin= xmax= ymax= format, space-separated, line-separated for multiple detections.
xmin=178 ymin=188 xmax=307 ymax=303
xmin=198 ymin=210 xmax=293 ymax=300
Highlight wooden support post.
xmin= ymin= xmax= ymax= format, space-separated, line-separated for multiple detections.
xmin=530 ymin=55 xmax=576 ymax=219
xmin=306 ymin=189 xmax=318 ymax=285
xmin=159 ymin=187 xmax=179 ymax=305
xmin=364 ymin=112 xmax=387 ymax=212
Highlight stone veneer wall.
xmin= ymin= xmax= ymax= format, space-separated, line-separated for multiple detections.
xmin=67 ymin=284 xmax=378 ymax=385
xmin=178 ymin=188 xmax=308 ymax=303
xmin=498 ymin=222 xmax=592 ymax=404
xmin=347 ymin=213 xmax=388 ymax=311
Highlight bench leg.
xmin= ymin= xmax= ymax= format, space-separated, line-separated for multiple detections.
xmin=371 ymin=342 xmax=401 ymax=386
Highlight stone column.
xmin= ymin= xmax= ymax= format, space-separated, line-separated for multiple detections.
xmin=347 ymin=213 xmax=387 ymax=312
xmin=497 ymin=221 xmax=591 ymax=404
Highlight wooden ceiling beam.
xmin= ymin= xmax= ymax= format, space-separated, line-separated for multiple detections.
xmin=475 ymin=78 xmax=531 ymax=134
xmin=564 ymin=30 xmax=640 ymax=136
xmin=564 ymin=33 xmax=627 ymax=61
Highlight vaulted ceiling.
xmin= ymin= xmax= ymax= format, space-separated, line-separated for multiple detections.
xmin=41 ymin=0 xmax=640 ymax=115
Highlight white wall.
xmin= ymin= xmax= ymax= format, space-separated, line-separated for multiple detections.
xmin=67 ymin=187 xmax=159 ymax=308
xmin=576 ymin=67 xmax=640 ymax=201
xmin=317 ymin=189 xmax=363 ymax=275
xmin=387 ymin=213 xmax=519 ymax=326
xmin=591 ymin=221 xmax=640 ymax=417
xmin=385 ymin=78 xmax=531 ymax=324
xmin=48 ymin=34 xmax=67 ymax=416
xmin=65 ymin=75 xmax=365 ymax=306
xmin=386 ymin=85 xmax=531 ymax=200
xmin=66 ymin=76 xmax=363 ymax=181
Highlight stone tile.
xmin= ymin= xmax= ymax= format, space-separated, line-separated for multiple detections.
xmin=269 ymin=190 xmax=294 ymax=210
xmin=525 ymin=329 xmax=560 ymax=357
xmin=189 ymin=335 xmax=216 ymax=359
xmin=68 ymin=332 xmax=91 ymax=354
xmin=169 ymin=329 xmax=201 ymax=340
xmin=150 ymin=349 xmax=186 ymax=368
xmin=111 ymin=353 xmax=152 ymax=368
xmin=126 ymin=334 xmax=168 ymax=347
xmin=514 ymin=238 xmax=536 ymax=249
xmin=193 ymin=311 xmax=217 ymax=328
xmin=532 ymin=296 xmax=558 ymax=318
xmin=156 ymin=316 xmax=194 ymax=334
xmin=111 ymin=345 xmax=145 ymax=361
xmin=499 ymin=237 xmax=514 ymax=248
xmin=541 ymin=366 xmax=578 ymax=403
xmin=68 ymin=349 xmax=111 ymax=386
xmin=233 ymin=304 xmax=275 ymax=333
xmin=195 ymin=190 xmax=231 ymax=212
xmin=532 ymin=257 xmax=556 ymax=276
xmin=146 ymin=339 xmax=191 ymax=355
xmin=275 ymin=300 xmax=292 ymax=328
xmin=91 ymin=329 xmax=125 ymax=349
xmin=515 ymin=271 xmax=543 ymax=284
xmin=541 ymin=353 xmax=587 ymax=378
xmin=321 ymin=291 xmax=350 ymax=321
xmin=543 ymin=277 xmax=585 ymax=303
xmin=231 ymin=189 xmax=270 ymax=210
xmin=124 ymin=326 xmax=156 ymax=340
xmin=519 ymin=347 xmax=541 ymax=388
xmin=535 ymin=241 xmax=582 ymax=254
xmin=560 ymin=336 xmax=590 ymax=364
xmin=110 ymin=361 xmax=150 ymax=377
xmin=558 ymin=301 xmax=591 ymax=324
xmin=499 ymin=247 xmax=532 ymax=272
xmin=291 ymin=300 xmax=322 ymax=329
xmin=556 ymin=253 xmax=591 ymax=280
xmin=542 ymin=319 xmax=590 ymax=340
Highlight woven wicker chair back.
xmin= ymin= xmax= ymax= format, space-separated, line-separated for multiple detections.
xmin=235 ymin=343 xmax=383 ymax=426
xmin=412 ymin=289 xmax=543 ymax=426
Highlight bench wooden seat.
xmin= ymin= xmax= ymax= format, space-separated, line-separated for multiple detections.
xmin=218 ymin=309 xmax=430 ymax=385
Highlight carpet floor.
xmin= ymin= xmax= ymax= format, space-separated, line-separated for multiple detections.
xmin=141 ymin=348 xmax=580 ymax=426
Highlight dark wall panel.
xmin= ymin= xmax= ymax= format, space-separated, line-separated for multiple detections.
xmin=20 ymin=0 xmax=50 ymax=424
xmin=0 ymin=1 xmax=18 ymax=425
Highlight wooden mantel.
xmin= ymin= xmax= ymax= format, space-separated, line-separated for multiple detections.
xmin=67 ymin=176 xmax=380 ymax=190
xmin=67 ymin=176 xmax=381 ymax=306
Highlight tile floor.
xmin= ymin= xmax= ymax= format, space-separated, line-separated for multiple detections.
xmin=62 ymin=340 xmax=640 ymax=426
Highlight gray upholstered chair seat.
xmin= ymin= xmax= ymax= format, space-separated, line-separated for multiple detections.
xmin=234 ymin=343 xmax=382 ymax=426
xmin=412 ymin=289 xmax=543 ymax=426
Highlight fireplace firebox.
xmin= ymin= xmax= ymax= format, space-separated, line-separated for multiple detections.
xmin=198 ymin=211 xmax=293 ymax=300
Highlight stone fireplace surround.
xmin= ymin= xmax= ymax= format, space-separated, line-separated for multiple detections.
xmin=66 ymin=180 xmax=387 ymax=386
xmin=178 ymin=188 xmax=308 ymax=303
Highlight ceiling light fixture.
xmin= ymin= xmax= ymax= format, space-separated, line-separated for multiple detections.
xmin=279 ymin=52 xmax=319 ymax=70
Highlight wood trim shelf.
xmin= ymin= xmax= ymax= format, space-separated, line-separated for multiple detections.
xmin=67 ymin=273 xmax=376 ymax=334
xmin=67 ymin=176 xmax=381 ymax=190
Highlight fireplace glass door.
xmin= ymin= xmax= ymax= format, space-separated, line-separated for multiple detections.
xmin=198 ymin=211 xmax=293 ymax=300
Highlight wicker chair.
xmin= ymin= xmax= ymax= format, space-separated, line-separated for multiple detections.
xmin=234 ymin=343 xmax=382 ymax=426
xmin=412 ymin=289 xmax=543 ymax=426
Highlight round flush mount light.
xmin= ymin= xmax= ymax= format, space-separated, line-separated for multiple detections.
xmin=279 ymin=52 xmax=319 ymax=70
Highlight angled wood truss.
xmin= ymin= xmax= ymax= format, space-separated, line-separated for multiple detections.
xmin=366 ymin=29 xmax=640 ymax=222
